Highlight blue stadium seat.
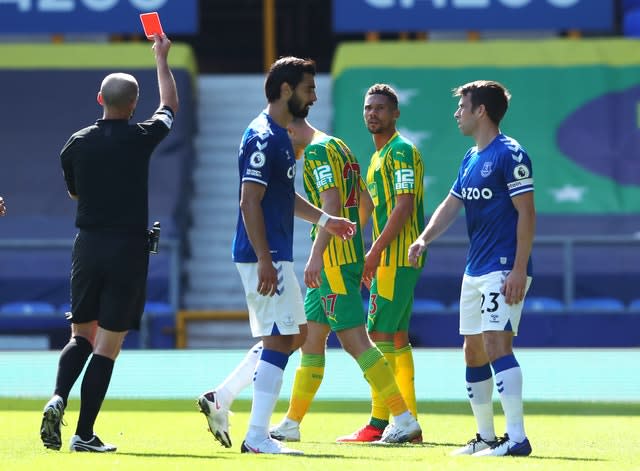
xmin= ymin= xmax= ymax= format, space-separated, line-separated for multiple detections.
xmin=144 ymin=301 xmax=174 ymax=315
xmin=569 ymin=298 xmax=625 ymax=312
xmin=55 ymin=302 xmax=173 ymax=315
xmin=623 ymin=9 xmax=640 ymax=37
xmin=628 ymin=299 xmax=640 ymax=311
xmin=0 ymin=301 xmax=56 ymax=316
xmin=524 ymin=296 xmax=564 ymax=312
xmin=413 ymin=298 xmax=447 ymax=313
xmin=623 ymin=0 xmax=640 ymax=12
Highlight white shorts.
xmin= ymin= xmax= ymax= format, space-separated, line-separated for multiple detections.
xmin=458 ymin=270 xmax=532 ymax=336
xmin=235 ymin=261 xmax=306 ymax=338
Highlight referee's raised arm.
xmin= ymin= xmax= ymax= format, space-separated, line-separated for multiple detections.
xmin=152 ymin=34 xmax=179 ymax=114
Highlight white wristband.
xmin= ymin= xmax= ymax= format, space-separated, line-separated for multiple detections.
xmin=317 ymin=212 xmax=330 ymax=228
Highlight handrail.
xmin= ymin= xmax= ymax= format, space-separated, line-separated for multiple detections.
xmin=1 ymin=234 xmax=639 ymax=310
xmin=0 ymin=238 xmax=181 ymax=312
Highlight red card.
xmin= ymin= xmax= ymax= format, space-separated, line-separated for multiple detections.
xmin=140 ymin=12 xmax=164 ymax=40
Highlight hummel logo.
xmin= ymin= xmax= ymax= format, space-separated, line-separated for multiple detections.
xmin=504 ymin=141 xmax=519 ymax=152
xmin=511 ymin=152 xmax=524 ymax=163
xmin=256 ymin=140 xmax=268 ymax=151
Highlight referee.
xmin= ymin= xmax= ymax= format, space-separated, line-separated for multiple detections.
xmin=40 ymin=34 xmax=178 ymax=453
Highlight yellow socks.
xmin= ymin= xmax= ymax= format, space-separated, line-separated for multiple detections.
xmin=285 ymin=353 xmax=324 ymax=422
xmin=358 ymin=345 xmax=407 ymax=427
xmin=395 ymin=344 xmax=418 ymax=418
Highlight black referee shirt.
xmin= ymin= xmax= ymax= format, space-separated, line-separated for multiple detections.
xmin=60 ymin=106 xmax=174 ymax=233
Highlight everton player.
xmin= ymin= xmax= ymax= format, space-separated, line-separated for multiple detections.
xmin=197 ymin=57 xmax=355 ymax=455
xmin=408 ymin=80 xmax=535 ymax=457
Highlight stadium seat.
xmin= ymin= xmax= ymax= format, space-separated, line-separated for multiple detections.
xmin=628 ymin=299 xmax=640 ymax=311
xmin=524 ymin=296 xmax=564 ymax=312
xmin=623 ymin=0 xmax=640 ymax=12
xmin=623 ymin=9 xmax=640 ymax=37
xmin=569 ymin=298 xmax=625 ymax=312
xmin=144 ymin=301 xmax=174 ymax=315
xmin=413 ymin=298 xmax=447 ymax=313
xmin=0 ymin=301 xmax=57 ymax=316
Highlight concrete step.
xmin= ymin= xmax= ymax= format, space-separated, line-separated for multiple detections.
xmin=190 ymin=166 xmax=236 ymax=181
xmin=183 ymin=291 xmax=246 ymax=311
xmin=189 ymin=196 xmax=236 ymax=213
xmin=191 ymin=183 xmax=236 ymax=198
xmin=194 ymin=136 xmax=240 ymax=152
xmin=181 ymin=246 xmax=230 ymax=261
xmin=185 ymin=320 xmax=254 ymax=348
xmin=182 ymin=73 xmax=333 ymax=313
xmin=187 ymin=274 xmax=242 ymax=292
xmin=186 ymin=259 xmax=237 ymax=276
xmin=191 ymin=171 xmax=237 ymax=189
xmin=188 ymin=230 xmax=234 ymax=247
xmin=190 ymin=198 xmax=238 ymax=213
xmin=189 ymin=217 xmax=237 ymax=231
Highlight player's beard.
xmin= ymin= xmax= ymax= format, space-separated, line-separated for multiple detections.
xmin=367 ymin=120 xmax=386 ymax=134
xmin=288 ymin=93 xmax=310 ymax=118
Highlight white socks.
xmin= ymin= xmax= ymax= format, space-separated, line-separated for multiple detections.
xmin=215 ymin=341 xmax=263 ymax=409
xmin=467 ymin=376 xmax=496 ymax=441
xmin=246 ymin=358 xmax=284 ymax=443
xmin=494 ymin=365 xmax=525 ymax=442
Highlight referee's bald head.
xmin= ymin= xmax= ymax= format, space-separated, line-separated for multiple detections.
xmin=99 ymin=73 xmax=139 ymax=110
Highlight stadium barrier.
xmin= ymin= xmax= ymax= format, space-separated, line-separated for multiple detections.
xmin=1 ymin=235 xmax=639 ymax=349
xmin=0 ymin=238 xmax=180 ymax=350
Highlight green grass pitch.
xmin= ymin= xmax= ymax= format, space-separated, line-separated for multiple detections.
xmin=2 ymin=399 xmax=639 ymax=471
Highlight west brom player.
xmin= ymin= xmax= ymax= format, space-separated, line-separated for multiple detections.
xmin=337 ymin=84 xmax=425 ymax=444
xmin=269 ymin=117 xmax=420 ymax=445
xmin=197 ymin=57 xmax=356 ymax=455
xmin=408 ymin=80 xmax=535 ymax=457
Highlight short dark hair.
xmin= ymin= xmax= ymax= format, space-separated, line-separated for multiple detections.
xmin=453 ymin=80 xmax=511 ymax=126
xmin=264 ymin=56 xmax=316 ymax=102
xmin=366 ymin=83 xmax=399 ymax=109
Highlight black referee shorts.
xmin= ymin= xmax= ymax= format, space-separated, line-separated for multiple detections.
xmin=70 ymin=230 xmax=149 ymax=332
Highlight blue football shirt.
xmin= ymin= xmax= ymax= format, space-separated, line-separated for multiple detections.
xmin=450 ymin=134 xmax=534 ymax=276
xmin=232 ymin=111 xmax=297 ymax=263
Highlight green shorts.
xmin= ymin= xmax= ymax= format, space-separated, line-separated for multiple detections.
xmin=367 ymin=265 xmax=421 ymax=334
xmin=304 ymin=263 xmax=366 ymax=332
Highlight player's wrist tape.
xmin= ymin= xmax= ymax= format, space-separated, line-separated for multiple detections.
xmin=317 ymin=212 xmax=330 ymax=228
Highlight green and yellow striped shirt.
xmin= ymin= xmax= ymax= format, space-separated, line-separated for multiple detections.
xmin=366 ymin=132 xmax=425 ymax=268
xmin=303 ymin=131 xmax=365 ymax=268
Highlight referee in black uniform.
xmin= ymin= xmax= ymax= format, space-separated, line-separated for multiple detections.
xmin=40 ymin=34 xmax=179 ymax=453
